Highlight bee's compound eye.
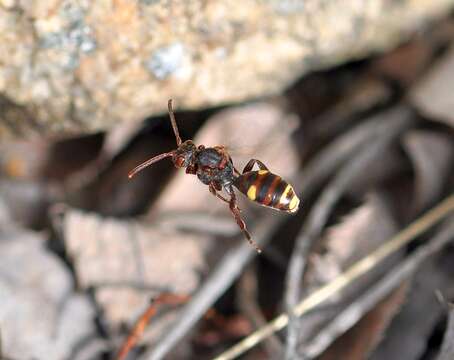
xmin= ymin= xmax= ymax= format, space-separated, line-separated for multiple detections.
xmin=175 ymin=156 xmax=186 ymax=167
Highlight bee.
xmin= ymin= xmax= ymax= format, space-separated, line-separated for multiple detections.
xmin=128 ymin=100 xmax=300 ymax=253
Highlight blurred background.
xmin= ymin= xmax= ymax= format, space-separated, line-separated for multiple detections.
xmin=1 ymin=1 xmax=454 ymax=359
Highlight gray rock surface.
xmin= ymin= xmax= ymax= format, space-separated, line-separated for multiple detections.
xmin=0 ymin=0 xmax=453 ymax=138
xmin=0 ymin=225 xmax=95 ymax=360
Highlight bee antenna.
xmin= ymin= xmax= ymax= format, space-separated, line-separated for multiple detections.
xmin=168 ymin=99 xmax=182 ymax=146
xmin=128 ymin=151 xmax=175 ymax=179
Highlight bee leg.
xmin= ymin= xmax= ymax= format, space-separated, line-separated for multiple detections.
xmin=208 ymin=183 xmax=229 ymax=203
xmin=227 ymin=189 xmax=262 ymax=253
xmin=185 ymin=164 xmax=197 ymax=175
xmin=228 ymin=156 xmax=241 ymax=176
xmin=242 ymin=159 xmax=269 ymax=173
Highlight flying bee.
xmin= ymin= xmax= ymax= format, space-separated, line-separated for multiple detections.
xmin=128 ymin=100 xmax=300 ymax=253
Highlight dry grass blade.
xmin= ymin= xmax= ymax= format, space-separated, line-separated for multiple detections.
xmin=214 ymin=193 xmax=454 ymax=360
xmin=303 ymin=218 xmax=454 ymax=359
xmin=285 ymin=107 xmax=412 ymax=358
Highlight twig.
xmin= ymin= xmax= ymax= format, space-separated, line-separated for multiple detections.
xmin=154 ymin=212 xmax=239 ymax=236
xmin=437 ymin=301 xmax=454 ymax=360
xmin=285 ymin=107 xmax=412 ymax=359
xmin=302 ymin=218 xmax=454 ymax=359
xmin=214 ymin=192 xmax=454 ymax=360
xmin=116 ymin=293 xmax=189 ymax=360
xmin=90 ymin=280 xmax=170 ymax=293
xmin=144 ymin=106 xmax=411 ymax=360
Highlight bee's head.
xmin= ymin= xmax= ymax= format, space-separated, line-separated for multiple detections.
xmin=172 ymin=140 xmax=196 ymax=168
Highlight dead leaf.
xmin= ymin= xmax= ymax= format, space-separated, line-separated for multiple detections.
xmin=411 ymin=46 xmax=454 ymax=128
xmin=0 ymin=179 xmax=53 ymax=228
xmin=346 ymin=147 xmax=405 ymax=200
xmin=320 ymin=282 xmax=409 ymax=360
xmin=308 ymin=192 xmax=398 ymax=287
xmin=402 ymin=130 xmax=454 ymax=214
xmin=372 ymin=40 xmax=433 ymax=86
xmin=0 ymin=227 xmax=95 ymax=360
xmin=370 ymin=250 xmax=454 ymax=360
xmin=63 ymin=209 xmax=207 ymax=326
xmin=437 ymin=307 xmax=454 ymax=360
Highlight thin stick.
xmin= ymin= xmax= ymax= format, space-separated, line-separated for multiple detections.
xmin=168 ymin=99 xmax=182 ymax=146
xmin=116 ymin=293 xmax=189 ymax=360
xmin=128 ymin=152 xmax=174 ymax=179
xmin=214 ymin=193 xmax=454 ymax=360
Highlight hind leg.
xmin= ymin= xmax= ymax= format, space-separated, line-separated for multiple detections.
xmin=242 ymin=159 xmax=269 ymax=173
xmin=208 ymin=183 xmax=229 ymax=203
xmin=226 ymin=187 xmax=261 ymax=253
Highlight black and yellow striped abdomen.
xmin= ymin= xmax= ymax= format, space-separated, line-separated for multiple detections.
xmin=234 ymin=170 xmax=300 ymax=213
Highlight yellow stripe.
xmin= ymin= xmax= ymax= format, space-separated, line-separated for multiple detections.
xmin=247 ymin=185 xmax=257 ymax=200
xmin=258 ymin=170 xmax=269 ymax=175
xmin=279 ymin=184 xmax=292 ymax=205
xmin=288 ymin=196 xmax=300 ymax=213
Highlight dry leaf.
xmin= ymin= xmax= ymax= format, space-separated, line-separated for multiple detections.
xmin=370 ymin=252 xmax=454 ymax=360
xmin=320 ymin=283 xmax=409 ymax=360
xmin=437 ymin=307 xmax=454 ymax=360
xmin=63 ymin=209 xmax=207 ymax=326
xmin=411 ymin=46 xmax=454 ymax=128
xmin=0 ymin=179 xmax=53 ymax=227
xmin=346 ymin=147 xmax=405 ymax=200
xmin=0 ymin=227 xmax=94 ymax=360
xmin=372 ymin=40 xmax=433 ymax=86
xmin=402 ymin=130 xmax=454 ymax=213
xmin=309 ymin=193 xmax=398 ymax=287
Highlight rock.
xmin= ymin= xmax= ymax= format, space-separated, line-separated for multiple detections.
xmin=0 ymin=226 xmax=95 ymax=360
xmin=1 ymin=0 xmax=453 ymax=138
xmin=410 ymin=46 xmax=454 ymax=128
